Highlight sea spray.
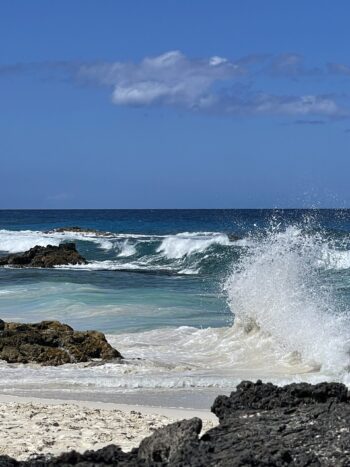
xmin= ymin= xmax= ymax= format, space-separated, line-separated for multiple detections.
xmin=117 ymin=240 xmax=137 ymax=257
xmin=224 ymin=223 xmax=350 ymax=375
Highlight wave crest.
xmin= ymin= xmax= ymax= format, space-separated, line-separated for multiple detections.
xmin=156 ymin=232 xmax=230 ymax=259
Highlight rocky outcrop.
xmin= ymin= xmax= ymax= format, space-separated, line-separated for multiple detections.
xmin=0 ymin=320 xmax=122 ymax=365
xmin=51 ymin=226 xmax=97 ymax=233
xmin=0 ymin=243 xmax=87 ymax=268
xmin=2 ymin=380 xmax=350 ymax=465
xmin=212 ymin=379 xmax=348 ymax=417
xmin=47 ymin=226 xmax=113 ymax=237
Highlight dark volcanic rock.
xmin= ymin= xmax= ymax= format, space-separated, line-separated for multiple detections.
xmin=47 ymin=226 xmax=113 ymax=237
xmin=212 ymin=379 xmax=349 ymax=420
xmin=2 ymin=380 xmax=350 ymax=466
xmin=0 ymin=445 xmax=137 ymax=466
xmin=51 ymin=226 xmax=96 ymax=233
xmin=0 ymin=320 xmax=122 ymax=365
xmin=137 ymin=417 xmax=202 ymax=465
xmin=0 ymin=243 xmax=87 ymax=268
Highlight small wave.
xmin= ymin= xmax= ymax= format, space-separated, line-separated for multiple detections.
xmin=50 ymin=231 xmax=114 ymax=250
xmin=178 ymin=267 xmax=200 ymax=275
xmin=0 ymin=229 xmax=61 ymax=253
xmin=0 ymin=229 xmax=113 ymax=253
xmin=117 ymin=240 xmax=137 ymax=257
xmin=156 ymin=232 xmax=231 ymax=259
xmin=55 ymin=260 xmax=181 ymax=275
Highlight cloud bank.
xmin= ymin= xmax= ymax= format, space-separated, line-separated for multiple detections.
xmin=76 ymin=51 xmax=349 ymax=118
xmin=1 ymin=51 xmax=350 ymax=120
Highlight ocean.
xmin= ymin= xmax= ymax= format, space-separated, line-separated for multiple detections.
xmin=1 ymin=209 xmax=350 ymax=408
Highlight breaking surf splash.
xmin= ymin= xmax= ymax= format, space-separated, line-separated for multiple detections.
xmin=225 ymin=224 xmax=350 ymax=378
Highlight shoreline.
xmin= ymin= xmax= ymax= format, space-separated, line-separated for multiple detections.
xmin=0 ymin=393 xmax=218 ymax=421
xmin=2 ymin=380 xmax=349 ymax=465
xmin=0 ymin=393 xmax=217 ymax=461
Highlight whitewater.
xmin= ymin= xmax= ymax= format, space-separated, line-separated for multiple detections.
xmin=1 ymin=209 xmax=350 ymax=408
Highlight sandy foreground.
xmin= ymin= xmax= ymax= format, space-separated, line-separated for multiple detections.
xmin=0 ymin=394 xmax=218 ymax=461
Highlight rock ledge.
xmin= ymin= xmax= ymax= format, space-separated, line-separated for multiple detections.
xmin=0 ymin=243 xmax=87 ymax=268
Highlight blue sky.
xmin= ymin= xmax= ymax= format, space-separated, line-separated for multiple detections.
xmin=1 ymin=0 xmax=350 ymax=208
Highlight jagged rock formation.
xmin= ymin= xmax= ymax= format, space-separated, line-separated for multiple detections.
xmin=1 ymin=380 xmax=350 ymax=465
xmin=0 ymin=243 xmax=87 ymax=268
xmin=0 ymin=320 xmax=122 ymax=365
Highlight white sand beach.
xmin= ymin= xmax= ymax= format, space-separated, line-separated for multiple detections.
xmin=0 ymin=394 xmax=217 ymax=461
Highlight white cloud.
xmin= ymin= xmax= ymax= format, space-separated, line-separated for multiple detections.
xmin=78 ymin=50 xmax=241 ymax=108
xmin=2 ymin=52 xmax=346 ymax=119
xmin=199 ymin=91 xmax=345 ymax=118
xmin=76 ymin=51 xmax=347 ymax=118
xmin=251 ymin=94 xmax=341 ymax=117
xmin=209 ymin=56 xmax=228 ymax=66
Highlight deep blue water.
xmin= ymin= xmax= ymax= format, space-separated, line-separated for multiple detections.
xmin=2 ymin=209 xmax=350 ymax=233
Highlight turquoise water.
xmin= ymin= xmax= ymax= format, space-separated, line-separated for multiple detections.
xmin=1 ymin=209 xmax=350 ymax=407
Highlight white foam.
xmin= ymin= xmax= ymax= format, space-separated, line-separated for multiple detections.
xmin=0 ymin=229 xmax=113 ymax=253
xmin=117 ymin=240 xmax=137 ymax=257
xmin=178 ymin=267 xmax=200 ymax=275
xmin=55 ymin=260 xmax=176 ymax=273
xmin=224 ymin=226 xmax=350 ymax=375
xmin=157 ymin=232 xmax=230 ymax=259
xmin=318 ymin=246 xmax=350 ymax=270
xmin=0 ymin=230 xmax=60 ymax=253
xmin=51 ymin=231 xmax=114 ymax=250
xmin=0 ymin=322 xmax=327 ymax=397
xmin=233 ymin=238 xmax=255 ymax=247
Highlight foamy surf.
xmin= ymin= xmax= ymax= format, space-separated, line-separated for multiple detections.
xmin=0 ymin=229 xmax=113 ymax=253
xmin=0 ymin=323 xmax=337 ymax=406
xmin=225 ymin=225 xmax=350 ymax=377
xmin=0 ymin=228 xmax=236 ymax=275
xmin=156 ymin=232 xmax=230 ymax=259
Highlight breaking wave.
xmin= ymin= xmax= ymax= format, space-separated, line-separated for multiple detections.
xmin=0 ymin=229 xmax=235 ymax=275
xmin=0 ymin=229 xmax=113 ymax=253
xmin=156 ymin=232 xmax=230 ymax=259
xmin=224 ymin=225 xmax=350 ymax=376
xmin=1 ymin=227 xmax=350 ymax=277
